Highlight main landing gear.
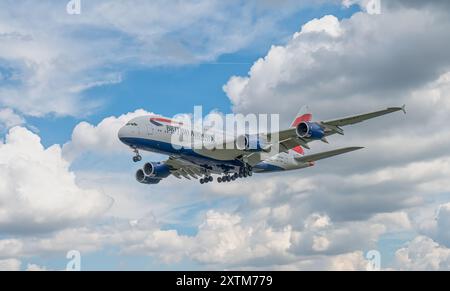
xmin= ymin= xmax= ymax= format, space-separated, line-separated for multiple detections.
xmin=132 ymin=147 xmax=142 ymax=163
xmin=216 ymin=166 xmax=253 ymax=184
xmin=199 ymin=166 xmax=253 ymax=185
xmin=200 ymin=175 xmax=214 ymax=184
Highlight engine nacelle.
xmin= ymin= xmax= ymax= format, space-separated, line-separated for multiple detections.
xmin=135 ymin=162 xmax=171 ymax=184
xmin=235 ymin=134 xmax=270 ymax=152
xmin=296 ymin=122 xmax=325 ymax=140
xmin=135 ymin=169 xmax=162 ymax=184
xmin=143 ymin=162 xmax=171 ymax=179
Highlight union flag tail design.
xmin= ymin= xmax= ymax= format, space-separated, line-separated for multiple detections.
xmin=290 ymin=105 xmax=312 ymax=127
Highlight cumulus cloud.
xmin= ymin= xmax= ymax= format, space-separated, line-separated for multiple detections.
xmin=434 ymin=204 xmax=450 ymax=246
xmin=395 ymin=236 xmax=450 ymax=270
xmin=0 ymin=108 xmax=25 ymax=131
xmin=0 ymin=127 xmax=112 ymax=234
xmin=1 ymin=1 xmax=450 ymax=270
xmin=418 ymin=202 xmax=450 ymax=248
xmin=224 ymin=10 xmax=450 ymax=122
xmin=289 ymin=213 xmax=384 ymax=255
xmin=0 ymin=239 xmax=23 ymax=259
xmin=46 ymin=2 xmax=450 ymax=270
xmin=62 ymin=109 xmax=154 ymax=161
xmin=0 ymin=209 xmax=374 ymax=270
xmin=0 ymin=0 xmax=323 ymax=117
xmin=219 ymin=2 xmax=450 ymax=269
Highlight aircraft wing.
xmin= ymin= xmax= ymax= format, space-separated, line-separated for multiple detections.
xmin=185 ymin=105 xmax=405 ymax=168
xmin=294 ymin=147 xmax=364 ymax=163
xmin=165 ymin=156 xmax=206 ymax=180
xmin=266 ymin=105 xmax=406 ymax=153
xmin=320 ymin=105 xmax=406 ymax=134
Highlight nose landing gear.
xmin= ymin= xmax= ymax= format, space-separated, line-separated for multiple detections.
xmin=132 ymin=147 xmax=142 ymax=163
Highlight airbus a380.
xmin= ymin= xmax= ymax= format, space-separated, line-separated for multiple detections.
xmin=118 ymin=106 xmax=406 ymax=185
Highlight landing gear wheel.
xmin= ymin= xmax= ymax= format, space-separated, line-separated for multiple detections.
xmin=217 ymin=177 xmax=222 ymax=183
xmin=209 ymin=176 xmax=213 ymax=182
xmin=133 ymin=155 xmax=142 ymax=163
xmin=132 ymin=147 xmax=142 ymax=163
xmin=200 ymin=178 xmax=204 ymax=184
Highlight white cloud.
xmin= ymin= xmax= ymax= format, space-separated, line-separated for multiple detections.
xmin=294 ymin=251 xmax=368 ymax=271
xmin=0 ymin=259 xmax=21 ymax=271
xmin=223 ymin=6 xmax=450 ymax=131
xmin=370 ymin=212 xmax=412 ymax=232
xmin=290 ymin=213 xmax=384 ymax=255
xmin=189 ymin=211 xmax=292 ymax=266
xmin=219 ymin=3 xmax=450 ymax=269
xmin=304 ymin=213 xmax=331 ymax=230
xmin=0 ymin=239 xmax=23 ymax=259
xmin=419 ymin=202 xmax=450 ymax=248
xmin=395 ymin=236 xmax=450 ymax=270
xmin=294 ymin=15 xmax=342 ymax=38
xmin=0 ymin=126 xmax=112 ymax=234
xmin=62 ymin=109 xmax=154 ymax=161
xmin=0 ymin=108 xmax=25 ymax=131
xmin=435 ymin=203 xmax=450 ymax=246
xmin=1 ymin=1 xmax=450 ymax=270
xmin=0 ymin=0 xmax=321 ymax=117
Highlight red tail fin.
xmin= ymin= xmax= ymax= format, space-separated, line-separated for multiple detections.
xmin=290 ymin=105 xmax=312 ymax=127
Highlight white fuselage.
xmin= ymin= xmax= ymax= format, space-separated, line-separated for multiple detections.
xmin=118 ymin=115 xmax=313 ymax=174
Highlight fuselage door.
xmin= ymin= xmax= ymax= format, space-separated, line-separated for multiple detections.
xmin=147 ymin=124 xmax=154 ymax=136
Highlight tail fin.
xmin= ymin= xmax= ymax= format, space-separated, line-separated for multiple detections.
xmin=290 ymin=105 xmax=312 ymax=127
xmin=291 ymin=106 xmax=312 ymax=155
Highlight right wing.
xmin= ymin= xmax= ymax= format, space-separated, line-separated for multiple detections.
xmin=294 ymin=147 xmax=364 ymax=163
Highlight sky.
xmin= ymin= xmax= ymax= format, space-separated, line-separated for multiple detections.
xmin=1 ymin=0 xmax=450 ymax=271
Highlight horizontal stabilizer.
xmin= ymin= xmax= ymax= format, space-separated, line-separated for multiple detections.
xmin=295 ymin=147 xmax=364 ymax=163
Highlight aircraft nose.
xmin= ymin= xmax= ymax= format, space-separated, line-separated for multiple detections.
xmin=118 ymin=126 xmax=127 ymax=143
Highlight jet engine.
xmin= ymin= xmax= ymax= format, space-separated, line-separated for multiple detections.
xmin=296 ymin=122 xmax=325 ymax=140
xmin=235 ymin=134 xmax=271 ymax=152
xmin=135 ymin=162 xmax=171 ymax=184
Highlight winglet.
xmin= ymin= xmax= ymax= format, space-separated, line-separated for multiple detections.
xmin=401 ymin=104 xmax=407 ymax=114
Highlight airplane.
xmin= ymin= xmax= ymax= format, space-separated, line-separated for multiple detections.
xmin=118 ymin=105 xmax=406 ymax=185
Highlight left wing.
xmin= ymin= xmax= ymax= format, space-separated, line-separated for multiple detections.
xmin=267 ymin=105 xmax=406 ymax=153
xmin=171 ymin=106 xmax=405 ymax=169
xmin=321 ymin=105 xmax=406 ymax=128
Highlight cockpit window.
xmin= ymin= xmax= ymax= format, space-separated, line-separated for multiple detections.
xmin=126 ymin=122 xmax=138 ymax=126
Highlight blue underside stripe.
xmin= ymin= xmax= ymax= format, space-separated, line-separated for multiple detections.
xmin=120 ymin=137 xmax=242 ymax=166
xmin=121 ymin=137 xmax=285 ymax=173
xmin=253 ymin=162 xmax=284 ymax=172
